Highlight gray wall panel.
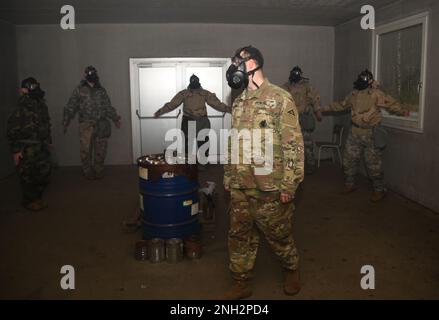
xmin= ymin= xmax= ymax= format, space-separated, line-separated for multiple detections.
xmin=16 ymin=23 xmax=334 ymax=166
xmin=0 ymin=20 xmax=17 ymax=178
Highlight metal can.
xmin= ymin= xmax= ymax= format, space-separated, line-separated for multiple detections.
xmin=166 ymin=238 xmax=184 ymax=264
xmin=184 ymin=235 xmax=202 ymax=260
xmin=134 ymin=240 xmax=149 ymax=261
xmin=149 ymin=238 xmax=165 ymax=263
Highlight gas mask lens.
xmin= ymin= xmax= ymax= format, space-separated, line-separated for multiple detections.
xmin=354 ymin=71 xmax=373 ymax=91
xmin=28 ymin=83 xmax=39 ymax=91
xmin=86 ymin=70 xmax=99 ymax=83
xmin=189 ymin=75 xmax=201 ymax=90
xmin=28 ymin=83 xmax=45 ymax=99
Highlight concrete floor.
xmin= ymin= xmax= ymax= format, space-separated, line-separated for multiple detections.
xmin=0 ymin=163 xmax=438 ymax=300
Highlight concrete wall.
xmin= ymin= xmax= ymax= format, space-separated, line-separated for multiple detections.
xmin=15 ymin=23 xmax=335 ymax=166
xmin=0 ymin=20 xmax=17 ymax=178
xmin=334 ymin=0 xmax=439 ymax=212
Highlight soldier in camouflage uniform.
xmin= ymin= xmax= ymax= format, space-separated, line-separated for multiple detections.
xmin=321 ymin=70 xmax=410 ymax=202
xmin=155 ymin=74 xmax=231 ymax=158
xmin=63 ymin=66 xmax=121 ymax=180
xmin=6 ymin=78 xmax=52 ymax=211
xmin=282 ymin=66 xmax=323 ymax=174
xmin=220 ymin=46 xmax=304 ymax=300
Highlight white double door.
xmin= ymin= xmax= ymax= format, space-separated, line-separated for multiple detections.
xmin=130 ymin=58 xmax=232 ymax=162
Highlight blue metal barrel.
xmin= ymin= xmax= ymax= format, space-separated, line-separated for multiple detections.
xmin=138 ymin=155 xmax=200 ymax=240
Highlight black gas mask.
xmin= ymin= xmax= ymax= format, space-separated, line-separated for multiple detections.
xmin=289 ymin=66 xmax=303 ymax=84
xmin=85 ymin=66 xmax=99 ymax=84
xmin=226 ymin=46 xmax=263 ymax=89
xmin=188 ymin=74 xmax=201 ymax=90
xmin=22 ymin=77 xmax=45 ymax=99
xmin=354 ymin=70 xmax=374 ymax=91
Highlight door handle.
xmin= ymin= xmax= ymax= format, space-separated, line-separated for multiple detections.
xmin=136 ymin=109 xmax=182 ymax=119
xmin=208 ymin=112 xmax=227 ymax=119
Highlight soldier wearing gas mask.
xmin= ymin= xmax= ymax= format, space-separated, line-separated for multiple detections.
xmin=7 ymin=78 xmax=52 ymax=211
xmin=221 ymin=46 xmax=304 ymax=299
xmin=63 ymin=66 xmax=121 ymax=180
xmin=282 ymin=66 xmax=323 ymax=174
xmin=154 ymin=74 xmax=231 ymax=159
xmin=321 ymin=70 xmax=410 ymax=202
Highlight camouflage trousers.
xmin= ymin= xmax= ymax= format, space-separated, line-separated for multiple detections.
xmin=343 ymin=128 xmax=385 ymax=192
xmin=79 ymin=121 xmax=108 ymax=176
xmin=228 ymin=189 xmax=299 ymax=281
xmin=302 ymin=129 xmax=315 ymax=168
xmin=17 ymin=144 xmax=51 ymax=205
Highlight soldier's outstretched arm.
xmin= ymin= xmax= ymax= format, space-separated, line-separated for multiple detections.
xmin=155 ymin=91 xmax=185 ymax=117
xmin=279 ymin=96 xmax=305 ymax=199
xmin=206 ymin=92 xmax=232 ymax=113
xmin=63 ymin=87 xmax=80 ymax=128
xmin=321 ymin=93 xmax=353 ymax=113
xmin=375 ymin=90 xmax=410 ymax=117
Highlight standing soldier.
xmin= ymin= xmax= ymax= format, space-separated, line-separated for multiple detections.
xmin=154 ymin=74 xmax=231 ymax=158
xmin=7 ymin=78 xmax=52 ymax=211
xmin=221 ymin=46 xmax=304 ymax=300
xmin=63 ymin=66 xmax=121 ymax=180
xmin=321 ymin=70 xmax=410 ymax=202
xmin=282 ymin=66 xmax=323 ymax=174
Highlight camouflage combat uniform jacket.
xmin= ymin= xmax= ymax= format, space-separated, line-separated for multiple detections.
xmin=7 ymin=95 xmax=52 ymax=152
xmin=224 ymin=80 xmax=305 ymax=197
xmin=282 ymin=79 xmax=321 ymax=114
xmin=63 ymin=80 xmax=120 ymax=127
xmin=322 ymin=88 xmax=407 ymax=130
xmin=156 ymin=88 xmax=231 ymax=119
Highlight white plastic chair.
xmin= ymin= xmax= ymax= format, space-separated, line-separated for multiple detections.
xmin=316 ymin=125 xmax=344 ymax=168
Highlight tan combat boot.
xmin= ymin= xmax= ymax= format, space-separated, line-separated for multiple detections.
xmin=284 ymin=270 xmax=301 ymax=296
xmin=371 ymin=191 xmax=386 ymax=203
xmin=218 ymin=280 xmax=252 ymax=300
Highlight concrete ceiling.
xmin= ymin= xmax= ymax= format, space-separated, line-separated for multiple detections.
xmin=0 ymin=0 xmax=399 ymax=26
